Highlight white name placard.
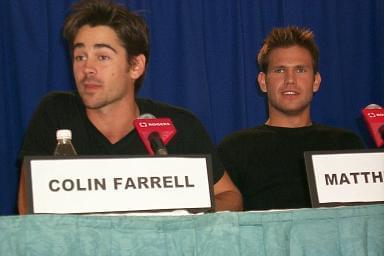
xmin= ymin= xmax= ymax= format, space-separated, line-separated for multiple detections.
xmin=304 ymin=150 xmax=384 ymax=207
xmin=25 ymin=156 xmax=214 ymax=214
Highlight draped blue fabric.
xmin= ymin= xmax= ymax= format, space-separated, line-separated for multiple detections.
xmin=1 ymin=0 xmax=383 ymax=215
xmin=0 ymin=205 xmax=383 ymax=255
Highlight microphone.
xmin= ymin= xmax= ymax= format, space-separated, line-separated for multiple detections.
xmin=133 ymin=113 xmax=177 ymax=155
xmin=362 ymin=104 xmax=384 ymax=148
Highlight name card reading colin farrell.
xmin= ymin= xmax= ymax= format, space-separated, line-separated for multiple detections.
xmin=309 ymin=151 xmax=384 ymax=205
xmin=28 ymin=157 xmax=213 ymax=214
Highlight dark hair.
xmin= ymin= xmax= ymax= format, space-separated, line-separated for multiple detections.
xmin=257 ymin=26 xmax=319 ymax=73
xmin=63 ymin=0 xmax=149 ymax=93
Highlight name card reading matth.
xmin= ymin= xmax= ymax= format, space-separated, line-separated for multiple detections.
xmin=25 ymin=156 xmax=214 ymax=214
xmin=304 ymin=149 xmax=384 ymax=207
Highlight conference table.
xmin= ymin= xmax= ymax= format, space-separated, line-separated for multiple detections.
xmin=0 ymin=204 xmax=383 ymax=255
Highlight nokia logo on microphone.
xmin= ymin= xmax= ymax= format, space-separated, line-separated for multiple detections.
xmin=138 ymin=122 xmax=172 ymax=128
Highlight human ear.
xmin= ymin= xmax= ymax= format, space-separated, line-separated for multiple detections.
xmin=313 ymin=72 xmax=321 ymax=92
xmin=129 ymin=54 xmax=146 ymax=79
xmin=258 ymin=72 xmax=267 ymax=93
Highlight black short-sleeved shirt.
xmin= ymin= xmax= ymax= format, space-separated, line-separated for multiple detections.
xmin=20 ymin=91 xmax=224 ymax=183
xmin=217 ymin=124 xmax=365 ymax=210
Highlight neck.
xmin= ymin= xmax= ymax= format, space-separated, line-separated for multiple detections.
xmin=265 ymin=118 xmax=312 ymax=128
xmin=266 ymin=109 xmax=312 ymax=128
xmin=86 ymin=100 xmax=140 ymax=144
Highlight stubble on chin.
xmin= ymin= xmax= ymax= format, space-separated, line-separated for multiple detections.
xmin=79 ymin=91 xmax=105 ymax=110
xmin=270 ymin=98 xmax=312 ymax=117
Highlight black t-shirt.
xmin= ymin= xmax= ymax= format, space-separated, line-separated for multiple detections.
xmin=217 ymin=124 xmax=365 ymax=210
xmin=20 ymin=91 xmax=224 ymax=183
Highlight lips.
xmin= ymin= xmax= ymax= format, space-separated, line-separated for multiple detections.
xmin=282 ymin=90 xmax=299 ymax=95
xmin=80 ymin=82 xmax=102 ymax=95
xmin=82 ymin=77 xmax=102 ymax=90
xmin=83 ymin=83 xmax=101 ymax=89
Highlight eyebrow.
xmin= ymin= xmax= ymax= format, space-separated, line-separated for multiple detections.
xmin=72 ymin=43 xmax=117 ymax=54
xmin=271 ymin=64 xmax=309 ymax=69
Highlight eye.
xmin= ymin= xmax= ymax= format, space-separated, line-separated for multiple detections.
xmin=98 ymin=55 xmax=111 ymax=61
xmin=296 ymin=67 xmax=306 ymax=73
xmin=74 ymin=55 xmax=86 ymax=62
xmin=273 ymin=68 xmax=285 ymax=73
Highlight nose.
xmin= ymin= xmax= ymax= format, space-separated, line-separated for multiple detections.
xmin=83 ymin=59 xmax=96 ymax=75
xmin=285 ymin=69 xmax=296 ymax=84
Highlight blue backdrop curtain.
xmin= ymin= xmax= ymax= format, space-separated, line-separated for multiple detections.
xmin=1 ymin=0 xmax=383 ymax=215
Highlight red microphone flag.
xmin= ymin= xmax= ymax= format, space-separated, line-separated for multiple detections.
xmin=362 ymin=106 xmax=384 ymax=148
xmin=133 ymin=118 xmax=177 ymax=155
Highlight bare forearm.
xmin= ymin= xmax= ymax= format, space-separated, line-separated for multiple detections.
xmin=214 ymin=190 xmax=243 ymax=212
xmin=18 ymin=166 xmax=28 ymax=215
xmin=213 ymin=171 xmax=243 ymax=211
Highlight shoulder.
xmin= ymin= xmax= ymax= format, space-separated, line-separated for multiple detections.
xmin=311 ymin=123 xmax=365 ymax=148
xmin=220 ymin=125 xmax=270 ymax=142
xmin=38 ymin=91 xmax=79 ymax=108
xmin=41 ymin=91 xmax=77 ymax=101
xmin=218 ymin=125 xmax=267 ymax=149
xmin=312 ymin=123 xmax=359 ymax=137
xmin=31 ymin=91 xmax=83 ymax=121
xmin=137 ymin=98 xmax=202 ymax=125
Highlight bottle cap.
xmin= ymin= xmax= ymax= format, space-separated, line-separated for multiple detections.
xmin=56 ymin=129 xmax=72 ymax=140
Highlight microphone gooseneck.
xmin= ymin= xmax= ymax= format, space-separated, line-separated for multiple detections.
xmin=148 ymin=132 xmax=168 ymax=156
xmin=134 ymin=113 xmax=176 ymax=155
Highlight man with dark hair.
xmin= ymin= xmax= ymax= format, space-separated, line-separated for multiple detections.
xmin=18 ymin=0 xmax=242 ymax=214
xmin=218 ymin=26 xmax=364 ymax=211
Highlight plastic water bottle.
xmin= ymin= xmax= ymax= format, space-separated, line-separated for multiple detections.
xmin=54 ymin=129 xmax=78 ymax=156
